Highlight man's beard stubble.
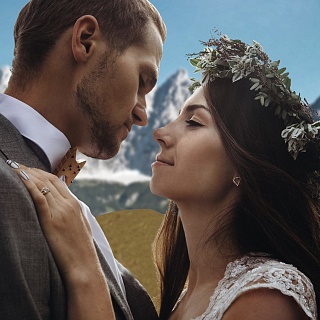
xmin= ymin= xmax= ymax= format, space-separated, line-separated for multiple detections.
xmin=75 ymin=55 xmax=121 ymax=159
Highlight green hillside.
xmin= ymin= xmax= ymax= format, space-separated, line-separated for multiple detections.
xmin=97 ymin=209 xmax=164 ymax=307
xmin=70 ymin=180 xmax=168 ymax=216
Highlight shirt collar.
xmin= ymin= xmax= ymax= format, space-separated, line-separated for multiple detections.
xmin=0 ymin=93 xmax=71 ymax=171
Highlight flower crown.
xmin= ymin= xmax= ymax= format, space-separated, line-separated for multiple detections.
xmin=189 ymin=34 xmax=319 ymax=160
xmin=189 ymin=34 xmax=320 ymax=198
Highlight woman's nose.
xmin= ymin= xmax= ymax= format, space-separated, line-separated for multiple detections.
xmin=153 ymin=127 xmax=162 ymax=142
xmin=153 ymin=126 xmax=173 ymax=147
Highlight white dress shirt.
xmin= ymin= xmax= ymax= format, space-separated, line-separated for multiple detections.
xmin=0 ymin=93 xmax=126 ymax=294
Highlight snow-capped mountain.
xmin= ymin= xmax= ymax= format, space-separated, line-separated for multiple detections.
xmin=78 ymin=68 xmax=192 ymax=181
xmin=0 ymin=65 xmax=11 ymax=93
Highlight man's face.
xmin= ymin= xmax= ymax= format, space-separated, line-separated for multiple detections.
xmin=75 ymin=21 xmax=163 ymax=159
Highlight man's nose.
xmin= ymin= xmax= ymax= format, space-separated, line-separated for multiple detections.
xmin=133 ymin=97 xmax=148 ymax=126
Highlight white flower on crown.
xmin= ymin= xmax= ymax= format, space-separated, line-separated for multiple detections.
xmin=197 ymin=48 xmax=216 ymax=85
xmin=281 ymin=121 xmax=320 ymax=160
xmin=227 ymin=55 xmax=255 ymax=82
xmin=246 ymin=40 xmax=264 ymax=56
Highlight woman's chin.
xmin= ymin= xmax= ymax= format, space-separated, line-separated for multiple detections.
xmin=149 ymin=179 xmax=165 ymax=198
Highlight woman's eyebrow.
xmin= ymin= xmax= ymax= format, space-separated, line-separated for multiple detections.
xmin=179 ymin=104 xmax=210 ymax=114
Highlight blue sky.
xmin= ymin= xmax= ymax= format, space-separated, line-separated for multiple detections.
xmin=1 ymin=0 xmax=319 ymax=103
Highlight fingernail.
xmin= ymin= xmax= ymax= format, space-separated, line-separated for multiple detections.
xmin=6 ymin=160 xmax=20 ymax=169
xmin=20 ymin=170 xmax=30 ymax=181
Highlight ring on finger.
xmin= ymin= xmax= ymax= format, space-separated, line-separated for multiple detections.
xmin=40 ymin=186 xmax=50 ymax=195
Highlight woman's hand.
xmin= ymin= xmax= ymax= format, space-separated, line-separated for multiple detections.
xmin=8 ymin=161 xmax=116 ymax=320
xmin=12 ymin=162 xmax=94 ymax=279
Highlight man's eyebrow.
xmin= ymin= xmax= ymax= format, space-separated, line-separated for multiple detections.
xmin=179 ymin=104 xmax=210 ymax=114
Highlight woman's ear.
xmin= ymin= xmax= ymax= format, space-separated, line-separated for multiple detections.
xmin=71 ymin=15 xmax=101 ymax=63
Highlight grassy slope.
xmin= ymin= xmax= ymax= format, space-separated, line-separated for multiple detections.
xmin=96 ymin=209 xmax=164 ymax=307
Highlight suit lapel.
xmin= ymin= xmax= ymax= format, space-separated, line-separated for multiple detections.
xmin=0 ymin=113 xmax=67 ymax=319
xmin=0 ymin=114 xmax=50 ymax=170
xmin=23 ymin=136 xmax=51 ymax=170
xmin=94 ymin=241 xmax=134 ymax=320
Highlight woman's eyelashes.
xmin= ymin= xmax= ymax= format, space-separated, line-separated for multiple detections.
xmin=186 ymin=119 xmax=204 ymax=127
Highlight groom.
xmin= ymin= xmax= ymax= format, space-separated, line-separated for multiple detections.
xmin=0 ymin=0 xmax=165 ymax=319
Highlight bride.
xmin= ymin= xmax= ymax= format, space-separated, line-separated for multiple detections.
xmin=12 ymin=34 xmax=320 ymax=319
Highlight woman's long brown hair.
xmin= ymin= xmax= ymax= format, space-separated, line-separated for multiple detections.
xmin=153 ymin=78 xmax=320 ymax=319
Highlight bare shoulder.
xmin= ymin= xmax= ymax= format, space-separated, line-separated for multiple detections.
xmin=222 ymin=288 xmax=310 ymax=320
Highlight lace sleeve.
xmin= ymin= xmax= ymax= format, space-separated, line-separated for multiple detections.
xmin=196 ymin=256 xmax=317 ymax=320
xmin=227 ymin=261 xmax=317 ymax=320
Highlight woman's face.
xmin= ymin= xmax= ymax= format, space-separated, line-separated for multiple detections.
xmin=150 ymin=87 xmax=238 ymax=206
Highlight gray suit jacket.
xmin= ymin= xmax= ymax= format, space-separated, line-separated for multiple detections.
xmin=0 ymin=114 xmax=158 ymax=320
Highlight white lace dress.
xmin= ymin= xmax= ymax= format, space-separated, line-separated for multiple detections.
xmin=174 ymin=254 xmax=317 ymax=319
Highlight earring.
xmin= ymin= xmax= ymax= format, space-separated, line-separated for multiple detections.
xmin=233 ymin=176 xmax=241 ymax=187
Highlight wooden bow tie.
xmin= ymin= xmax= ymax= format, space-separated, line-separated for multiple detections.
xmin=53 ymin=148 xmax=86 ymax=186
